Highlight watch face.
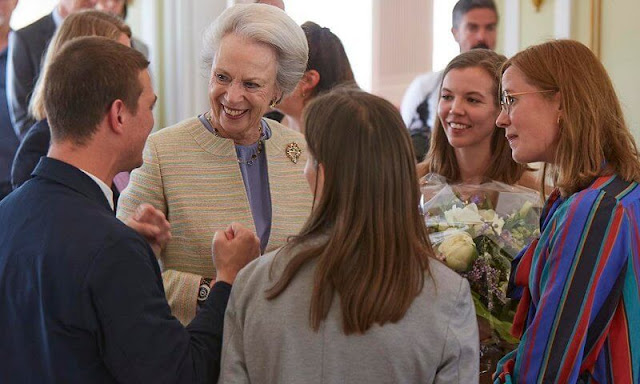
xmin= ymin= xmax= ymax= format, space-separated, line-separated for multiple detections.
xmin=198 ymin=283 xmax=211 ymax=302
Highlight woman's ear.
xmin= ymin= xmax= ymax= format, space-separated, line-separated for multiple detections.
xmin=300 ymin=70 xmax=320 ymax=98
xmin=272 ymin=87 xmax=284 ymax=105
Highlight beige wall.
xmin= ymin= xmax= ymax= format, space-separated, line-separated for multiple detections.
xmin=372 ymin=0 xmax=433 ymax=107
xmin=516 ymin=0 xmax=640 ymax=141
xmin=519 ymin=1 xmax=555 ymax=48
xmin=601 ymin=0 xmax=640 ymax=141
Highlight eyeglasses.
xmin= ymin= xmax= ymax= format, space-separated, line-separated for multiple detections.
xmin=500 ymin=90 xmax=556 ymax=114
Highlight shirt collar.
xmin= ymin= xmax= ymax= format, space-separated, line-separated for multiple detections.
xmin=80 ymin=169 xmax=114 ymax=211
xmin=52 ymin=7 xmax=64 ymax=27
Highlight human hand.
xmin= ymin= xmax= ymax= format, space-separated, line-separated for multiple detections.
xmin=212 ymin=223 xmax=260 ymax=284
xmin=126 ymin=203 xmax=172 ymax=254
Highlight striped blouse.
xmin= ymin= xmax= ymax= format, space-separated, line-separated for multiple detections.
xmin=494 ymin=174 xmax=640 ymax=383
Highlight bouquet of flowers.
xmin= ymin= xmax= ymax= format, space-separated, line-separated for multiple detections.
xmin=420 ymin=174 xmax=541 ymax=374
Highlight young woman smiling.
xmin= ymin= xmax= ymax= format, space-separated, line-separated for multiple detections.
xmin=417 ymin=49 xmax=534 ymax=187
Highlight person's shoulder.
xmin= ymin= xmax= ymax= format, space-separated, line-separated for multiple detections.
xmin=264 ymin=118 xmax=304 ymax=140
xmin=549 ymin=175 xmax=640 ymax=232
xmin=16 ymin=13 xmax=55 ymax=36
xmin=234 ymin=248 xmax=280 ymax=289
xmin=409 ymin=259 xmax=473 ymax=329
xmin=566 ymin=175 xmax=639 ymax=209
xmin=230 ymin=244 xmax=309 ymax=301
xmin=427 ymin=259 xmax=469 ymax=296
xmin=148 ymin=116 xmax=202 ymax=142
xmin=409 ymin=70 xmax=444 ymax=89
xmin=22 ymin=119 xmax=50 ymax=141
xmin=264 ymin=118 xmax=308 ymax=159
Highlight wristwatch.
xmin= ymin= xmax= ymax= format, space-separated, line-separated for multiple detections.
xmin=197 ymin=277 xmax=213 ymax=306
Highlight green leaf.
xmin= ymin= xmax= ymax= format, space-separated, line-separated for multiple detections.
xmin=471 ymin=292 xmax=520 ymax=344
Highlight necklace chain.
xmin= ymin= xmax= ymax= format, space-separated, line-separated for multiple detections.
xmin=206 ymin=111 xmax=263 ymax=165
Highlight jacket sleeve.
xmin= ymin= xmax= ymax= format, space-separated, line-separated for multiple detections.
xmin=6 ymin=30 xmax=37 ymax=139
xmin=116 ymin=136 xmax=202 ymax=325
xmin=434 ymin=278 xmax=479 ymax=384
xmin=88 ymin=235 xmax=231 ymax=384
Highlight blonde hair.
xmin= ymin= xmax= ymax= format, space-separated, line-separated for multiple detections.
xmin=29 ymin=10 xmax=131 ymax=121
xmin=418 ymin=49 xmax=527 ymax=184
xmin=502 ymin=40 xmax=640 ymax=196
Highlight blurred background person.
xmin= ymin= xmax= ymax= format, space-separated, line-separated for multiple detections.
xmin=11 ymin=10 xmax=132 ymax=207
xmin=6 ymin=0 xmax=96 ymax=140
xmin=494 ymin=39 xmax=640 ymax=383
xmin=275 ymin=21 xmax=356 ymax=133
xmin=417 ymin=49 xmax=534 ymax=188
xmin=401 ymin=0 xmax=498 ymax=162
xmin=0 ymin=0 xmax=18 ymax=201
xmin=117 ymin=4 xmax=312 ymax=325
xmin=219 ymin=87 xmax=479 ymax=383
xmin=94 ymin=0 xmax=148 ymax=57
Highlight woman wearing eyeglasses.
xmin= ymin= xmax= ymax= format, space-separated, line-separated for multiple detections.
xmin=493 ymin=39 xmax=640 ymax=383
xmin=417 ymin=49 xmax=536 ymax=188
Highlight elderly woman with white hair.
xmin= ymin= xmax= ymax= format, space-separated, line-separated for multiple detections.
xmin=117 ymin=4 xmax=311 ymax=325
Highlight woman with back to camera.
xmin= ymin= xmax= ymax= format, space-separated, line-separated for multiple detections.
xmin=493 ymin=39 xmax=640 ymax=383
xmin=275 ymin=21 xmax=356 ymax=133
xmin=117 ymin=4 xmax=312 ymax=325
xmin=218 ymin=87 xmax=479 ymax=383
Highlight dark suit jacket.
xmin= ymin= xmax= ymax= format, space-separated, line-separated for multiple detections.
xmin=0 ymin=157 xmax=230 ymax=383
xmin=6 ymin=13 xmax=56 ymax=139
xmin=11 ymin=118 xmax=49 ymax=189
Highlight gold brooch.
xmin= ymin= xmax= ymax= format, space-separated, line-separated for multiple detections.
xmin=285 ymin=142 xmax=302 ymax=164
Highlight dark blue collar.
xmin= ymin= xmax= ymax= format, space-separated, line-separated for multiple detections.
xmin=32 ymin=157 xmax=114 ymax=214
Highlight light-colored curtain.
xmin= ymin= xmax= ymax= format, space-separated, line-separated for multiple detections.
xmin=128 ymin=0 xmax=227 ymax=130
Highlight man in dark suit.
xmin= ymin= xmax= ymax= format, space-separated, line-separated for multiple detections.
xmin=5 ymin=0 xmax=96 ymax=139
xmin=0 ymin=37 xmax=260 ymax=383
xmin=0 ymin=0 xmax=19 ymax=201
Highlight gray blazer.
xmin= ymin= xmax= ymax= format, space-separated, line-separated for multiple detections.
xmin=6 ymin=13 xmax=56 ymax=139
xmin=219 ymin=243 xmax=480 ymax=384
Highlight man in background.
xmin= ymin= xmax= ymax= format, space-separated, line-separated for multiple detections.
xmin=0 ymin=0 xmax=18 ymax=201
xmin=6 ymin=0 xmax=96 ymax=139
xmin=400 ymin=0 xmax=498 ymax=161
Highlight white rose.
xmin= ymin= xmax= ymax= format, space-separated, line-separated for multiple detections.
xmin=439 ymin=231 xmax=478 ymax=272
xmin=444 ymin=203 xmax=483 ymax=225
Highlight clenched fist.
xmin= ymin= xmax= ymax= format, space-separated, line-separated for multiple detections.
xmin=212 ymin=223 xmax=260 ymax=284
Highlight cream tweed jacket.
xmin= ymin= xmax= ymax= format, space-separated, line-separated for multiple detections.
xmin=117 ymin=117 xmax=312 ymax=324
